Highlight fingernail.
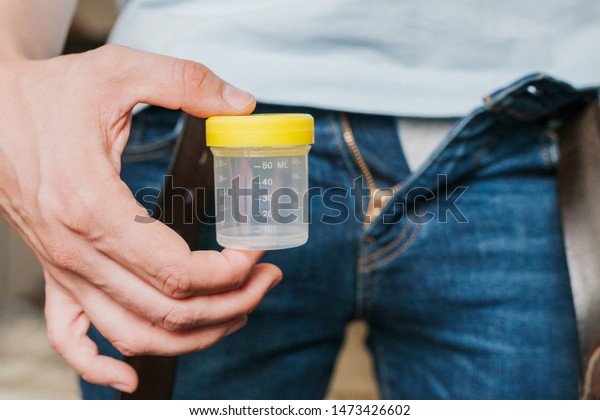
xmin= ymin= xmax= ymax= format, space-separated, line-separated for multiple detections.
xmin=111 ymin=383 xmax=133 ymax=394
xmin=225 ymin=318 xmax=247 ymax=336
xmin=223 ymin=84 xmax=255 ymax=110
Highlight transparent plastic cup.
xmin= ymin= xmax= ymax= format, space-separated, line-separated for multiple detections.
xmin=206 ymin=114 xmax=314 ymax=250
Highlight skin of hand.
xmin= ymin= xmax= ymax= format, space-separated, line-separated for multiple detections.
xmin=0 ymin=45 xmax=283 ymax=394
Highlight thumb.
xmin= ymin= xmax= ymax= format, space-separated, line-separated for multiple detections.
xmin=94 ymin=44 xmax=255 ymax=117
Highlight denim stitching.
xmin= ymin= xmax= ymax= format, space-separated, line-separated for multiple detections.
xmin=359 ymin=223 xmax=421 ymax=273
xmin=359 ymin=222 xmax=412 ymax=264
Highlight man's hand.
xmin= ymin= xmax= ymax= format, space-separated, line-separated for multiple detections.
xmin=0 ymin=45 xmax=282 ymax=393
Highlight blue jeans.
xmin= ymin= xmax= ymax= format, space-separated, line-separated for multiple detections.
xmin=83 ymin=74 xmax=593 ymax=399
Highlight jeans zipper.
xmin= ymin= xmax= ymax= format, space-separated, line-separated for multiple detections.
xmin=339 ymin=113 xmax=398 ymax=226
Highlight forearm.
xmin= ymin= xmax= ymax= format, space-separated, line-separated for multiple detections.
xmin=0 ymin=0 xmax=78 ymax=60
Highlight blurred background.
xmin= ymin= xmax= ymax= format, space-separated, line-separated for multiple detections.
xmin=0 ymin=0 xmax=378 ymax=400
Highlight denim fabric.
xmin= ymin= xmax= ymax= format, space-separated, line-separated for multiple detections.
xmin=82 ymin=73 xmax=596 ymax=399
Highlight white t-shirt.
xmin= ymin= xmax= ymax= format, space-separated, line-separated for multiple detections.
xmin=110 ymin=0 xmax=600 ymax=118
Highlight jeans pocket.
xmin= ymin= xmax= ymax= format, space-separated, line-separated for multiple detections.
xmin=122 ymin=106 xmax=184 ymax=163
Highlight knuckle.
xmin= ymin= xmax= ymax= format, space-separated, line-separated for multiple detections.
xmin=160 ymin=269 xmax=193 ymax=298
xmin=46 ymin=242 xmax=83 ymax=273
xmin=161 ymin=307 xmax=197 ymax=332
xmin=176 ymin=59 xmax=210 ymax=95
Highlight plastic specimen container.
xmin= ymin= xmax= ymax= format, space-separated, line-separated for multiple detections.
xmin=206 ymin=114 xmax=314 ymax=250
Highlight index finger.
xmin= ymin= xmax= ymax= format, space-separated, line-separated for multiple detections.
xmin=92 ymin=45 xmax=256 ymax=116
xmin=87 ymin=179 xmax=271 ymax=298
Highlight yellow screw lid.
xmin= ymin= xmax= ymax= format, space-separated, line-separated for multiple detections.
xmin=206 ymin=113 xmax=314 ymax=148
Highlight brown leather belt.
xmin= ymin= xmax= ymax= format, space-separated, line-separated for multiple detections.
xmin=558 ymin=100 xmax=600 ymax=399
